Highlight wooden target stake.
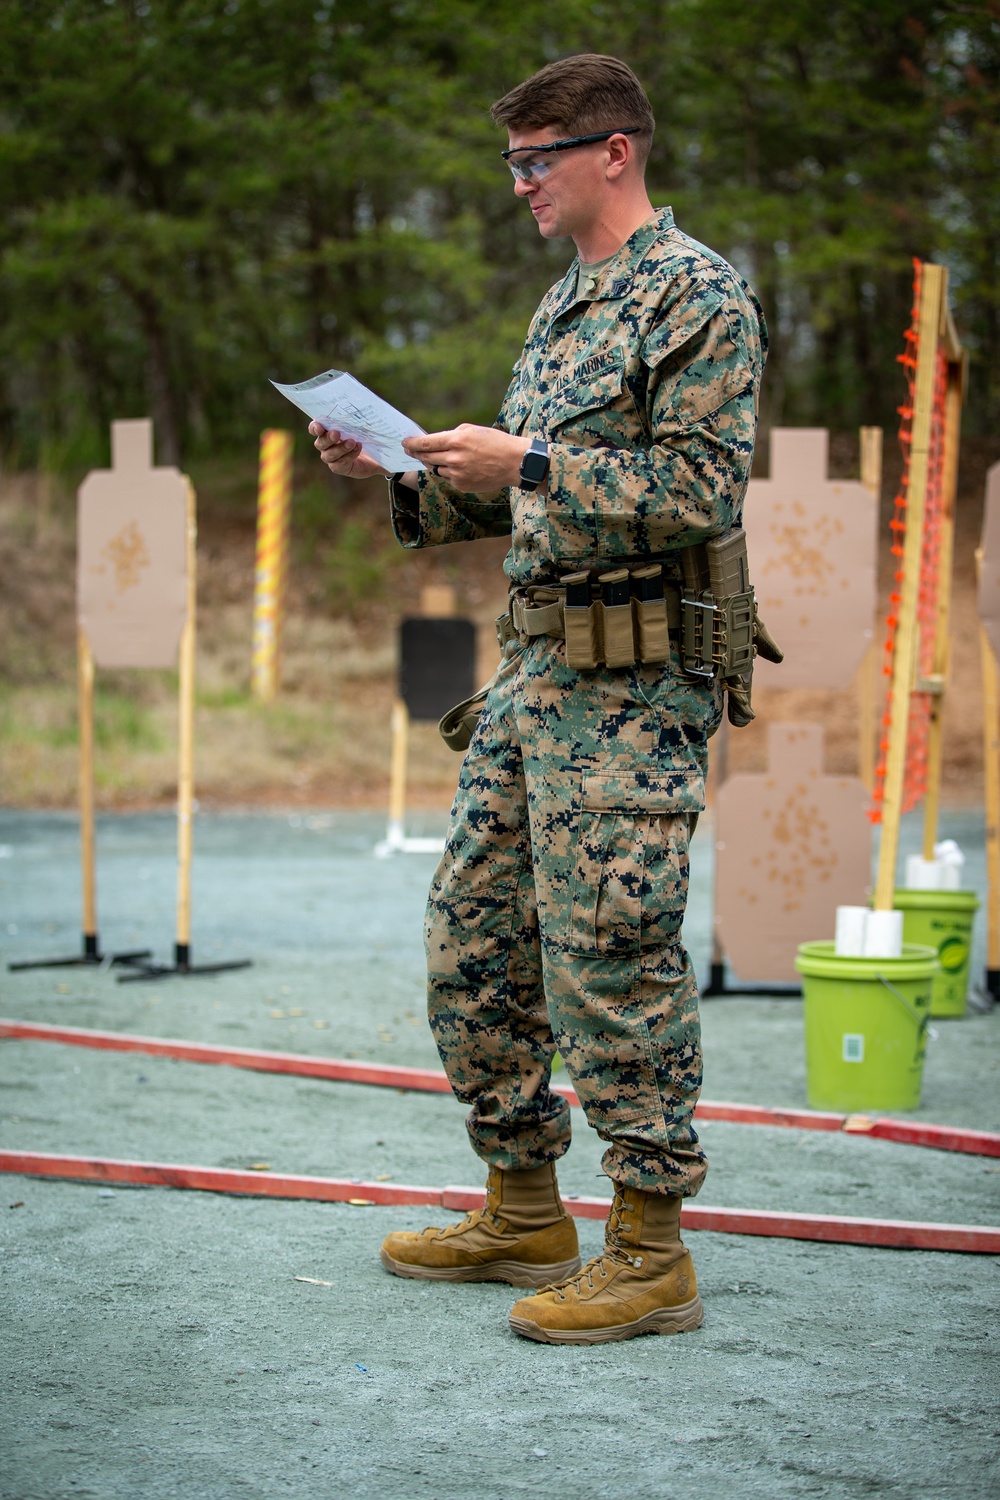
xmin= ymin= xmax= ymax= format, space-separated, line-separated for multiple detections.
xmin=975 ymin=466 xmax=1000 ymax=1001
xmin=175 ymin=480 xmax=197 ymax=967
xmin=857 ymin=426 xmax=883 ymax=793
xmin=980 ymin=624 xmax=1000 ymax=999
xmin=919 ymin=327 xmax=963 ymax=861
xmin=122 ymin=475 xmax=250 ymax=982
xmin=375 ymin=585 xmax=471 ymax=858
xmin=873 ymin=264 xmax=948 ymax=911
xmin=376 ymin=690 xmax=446 ymax=857
xmin=8 ymin=617 xmax=149 ymax=974
xmin=78 ymin=628 xmax=98 ymax=956
xmin=384 ymin=697 xmax=410 ymax=850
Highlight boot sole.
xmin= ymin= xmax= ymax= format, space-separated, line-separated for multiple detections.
xmin=509 ymin=1293 xmax=705 ymax=1344
xmin=380 ymin=1248 xmax=581 ymax=1289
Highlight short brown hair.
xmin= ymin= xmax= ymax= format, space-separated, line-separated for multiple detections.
xmin=491 ymin=55 xmax=654 ymax=169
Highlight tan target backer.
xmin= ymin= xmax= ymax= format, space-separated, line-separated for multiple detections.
xmin=715 ymin=723 xmax=870 ymax=983
xmin=77 ymin=419 xmax=188 ymax=668
xmin=747 ymin=428 xmax=878 ymax=691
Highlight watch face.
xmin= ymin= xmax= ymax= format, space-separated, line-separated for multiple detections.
xmin=521 ymin=449 xmax=549 ymax=484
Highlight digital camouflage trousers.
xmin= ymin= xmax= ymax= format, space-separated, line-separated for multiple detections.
xmin=425 ymin=634 xmax=723 ymax=1197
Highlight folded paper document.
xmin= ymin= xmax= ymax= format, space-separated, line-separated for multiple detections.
xmin=271 ymin=370 xmax=426 ymax=474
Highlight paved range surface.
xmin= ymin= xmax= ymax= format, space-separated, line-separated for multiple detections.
xmin=1 ymin=809 xmax=997 ymax=1500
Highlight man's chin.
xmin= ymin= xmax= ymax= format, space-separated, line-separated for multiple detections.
xmin=532 ymin=215 xmax=568 ymax=240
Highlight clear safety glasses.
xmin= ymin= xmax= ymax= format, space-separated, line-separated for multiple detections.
xmin=502 ymin=127 xmax=641 ymax=184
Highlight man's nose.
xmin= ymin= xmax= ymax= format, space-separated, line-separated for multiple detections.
xmin=513 ymin=173 xmax=535 ymax=199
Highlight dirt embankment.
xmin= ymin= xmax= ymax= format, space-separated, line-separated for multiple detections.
xmin=1 ymin=433 xmax=996 ymax=811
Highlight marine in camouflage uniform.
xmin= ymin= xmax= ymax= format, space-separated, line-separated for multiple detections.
xmin=390 ymin=207 xmax=767 ymax=1198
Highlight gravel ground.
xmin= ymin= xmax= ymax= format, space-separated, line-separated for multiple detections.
xmin=1 ymin=808 xmax=998 ymax=1500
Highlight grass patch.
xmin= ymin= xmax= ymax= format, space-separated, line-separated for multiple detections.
xmin=94 ymin=689 xmax=163 ymax=752
xmin=197 ymin=684 xmax=252 ymax=711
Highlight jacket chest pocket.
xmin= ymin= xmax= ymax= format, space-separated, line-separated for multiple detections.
xmin=538 ymin=354 xmax=641 ymax=446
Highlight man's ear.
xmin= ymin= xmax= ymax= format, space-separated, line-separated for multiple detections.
xmin=605 ymin=133 xmax=633 ymax=180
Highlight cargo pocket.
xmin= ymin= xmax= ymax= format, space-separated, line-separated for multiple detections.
xmin=567 ymin=770 xmax=705 ymax=958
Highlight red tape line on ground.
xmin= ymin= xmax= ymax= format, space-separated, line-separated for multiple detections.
xmin=0 ymin=1018 xmax=454 ymax=1095
xmin=3 ymin=1018 xmax=998 ymax=1158
xmin=2 ymin=1151 xmax=997 ymax=1254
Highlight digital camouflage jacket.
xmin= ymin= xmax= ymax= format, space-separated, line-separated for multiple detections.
xmin=390 ymin=207 xmax=767 ymax=589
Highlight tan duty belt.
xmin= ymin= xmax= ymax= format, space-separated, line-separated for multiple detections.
xmin=499 ymin=569 xmax=683 ymax=672
xmin=438 ymin=534 xmax=784 ymax=750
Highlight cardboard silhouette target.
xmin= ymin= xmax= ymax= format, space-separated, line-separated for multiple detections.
xmin=746 ymin=429 xmax=878 ymax=690
xmin=11 ymin=418 xmax=250 ymax=981
xmin=715 ymin=724 xmax=870 ymax=984
xmin=77 ymin=420 xmax=188 ymax=668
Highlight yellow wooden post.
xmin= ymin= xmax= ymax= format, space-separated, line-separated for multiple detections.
xmin=252 ymin=429 xmax=294 ymax=702
xmin=874 ymin=264 xmax=948 ymax=911
xmin=77 ymin=627 xmax=98 ymax=957
xmin=920 ymin=361 xmax=962 ymax=861
xmin=386 ymin=698 xmax=409 ymax=846
xmin=980 ymin=623 xmax=1000 ymax=995
xmin=176 ymin=479 xmax=197 ymax=968
xmin=857 ymin=426 xmax=883 ymax=792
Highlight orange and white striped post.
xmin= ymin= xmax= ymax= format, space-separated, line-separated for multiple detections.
xmin=252 ymin=429 xmax=294 ymax=702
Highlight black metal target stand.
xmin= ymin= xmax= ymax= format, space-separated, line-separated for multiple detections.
xmin=7 ymin=937 xmax=152 ymax=974
xmin=7 ymin=935 xmax=152 ymax=974
xmin=118 ymin=942 xmax=252 ymax=984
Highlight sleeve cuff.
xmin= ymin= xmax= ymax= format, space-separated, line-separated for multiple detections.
xmin=541 ymin=444 xmax=602 ymax=556
xmin=387 ymin=472 xmax=423 ymax=547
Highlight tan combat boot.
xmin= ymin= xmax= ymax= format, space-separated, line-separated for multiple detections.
xmin=380 ymin=1162 xmax=581 ymax=1288
xmin=508 ymin=1183 xmax=703 ymax=1343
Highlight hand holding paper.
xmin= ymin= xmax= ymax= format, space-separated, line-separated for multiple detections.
xmin=309 ymin=423 xmax=390 ymax=481
xmin=271 ymin=369 xmax=426 ymax=475
xmin=402 ymin=424 xmax=533 ymax=493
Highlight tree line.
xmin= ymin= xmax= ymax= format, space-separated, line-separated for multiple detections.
xmin=0 ymin=0 xmax=996 ymax=474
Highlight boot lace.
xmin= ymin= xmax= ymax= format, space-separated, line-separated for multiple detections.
xmin=429 ymin=1204 xmax=502 ymax=1240
xmin=605 ymin=1191 xmax=633 ymax=1248
xmin=540 ymin=1191 xmax=642 ymax=1298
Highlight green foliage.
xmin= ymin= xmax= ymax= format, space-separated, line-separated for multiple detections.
xmin=94 ymin=688 xmax=162 ymax=752
xmin=0 ymin=0 xmax=996 ymax=471
xmin=290 ymin=477 xmax=398 ymax=603
xmin=325 ymin=520 xmax=399 ymax=606
xmin=292 ymin=478 xmax=341 ymax=550
xmin=197 ymin=685 xmax=251 ymax=710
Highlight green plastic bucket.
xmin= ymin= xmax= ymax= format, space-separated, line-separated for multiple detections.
xmin=795 ymin=941 xmax=937 ymax=1112
xmin=893 ymin=889 xmax=979 ymax=1018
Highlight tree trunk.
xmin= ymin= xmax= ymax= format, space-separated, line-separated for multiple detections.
xmin=135 ymin=290 xmax=182 ymax=467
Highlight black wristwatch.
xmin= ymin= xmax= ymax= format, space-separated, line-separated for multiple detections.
xmin=518 ymin=438 xmax=550 ymax=492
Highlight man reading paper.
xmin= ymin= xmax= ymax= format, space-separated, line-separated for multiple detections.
xmin=312 ymin=53 xmax=767 ymax=1345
